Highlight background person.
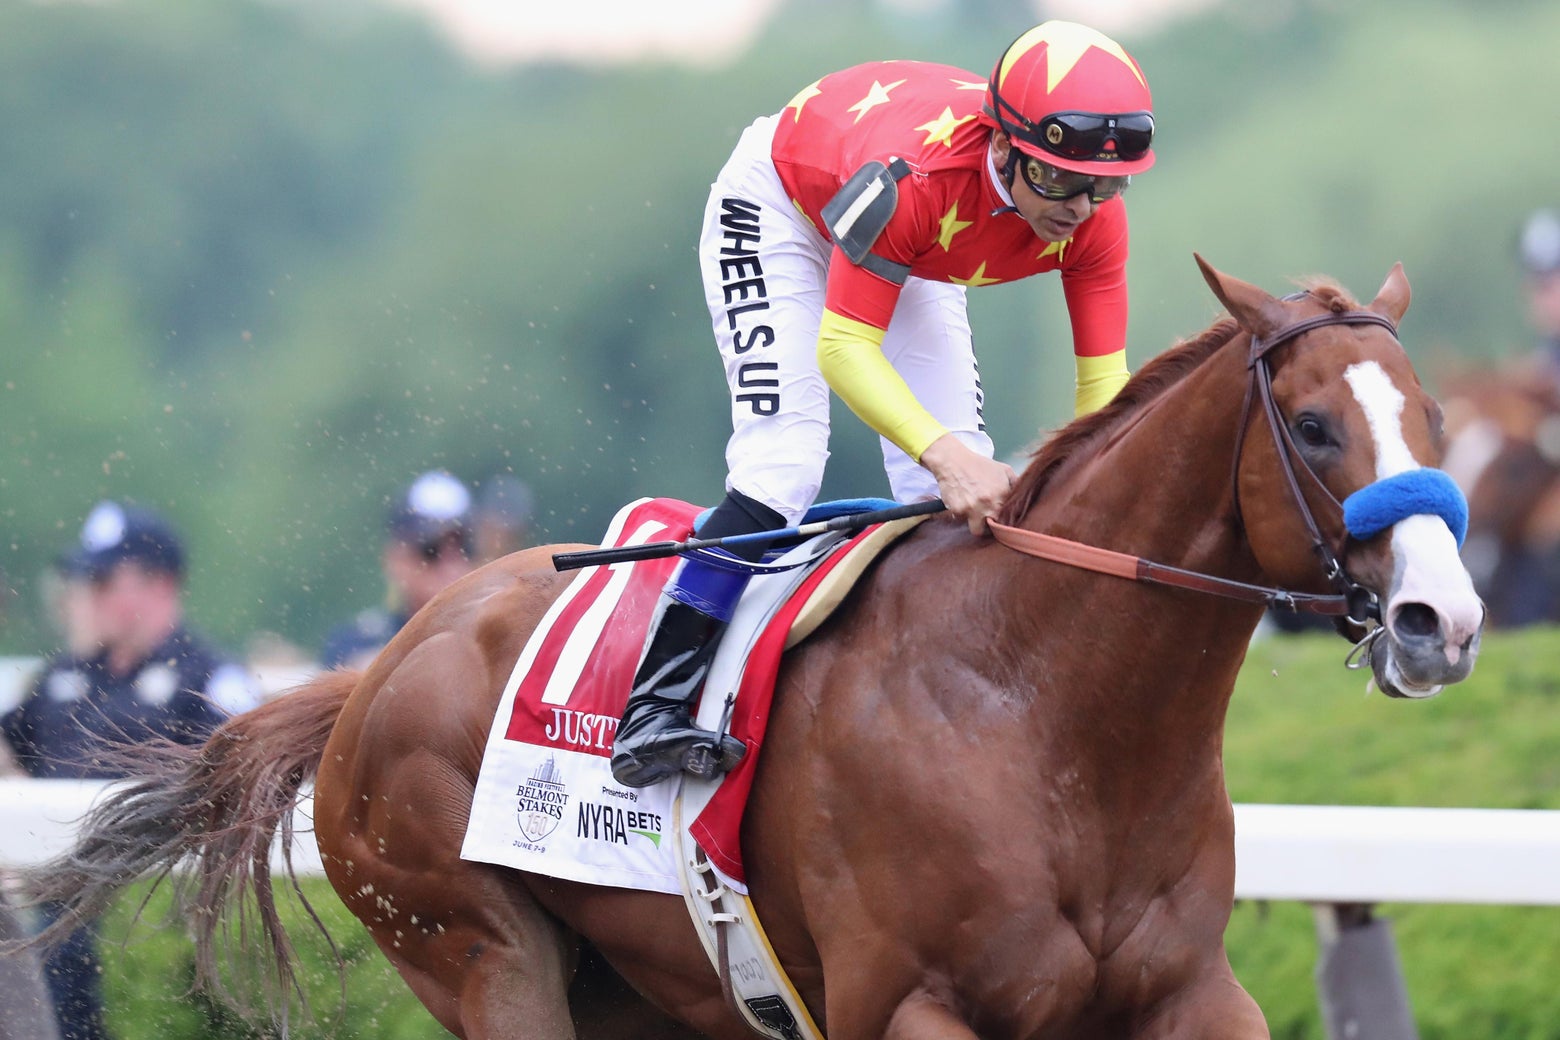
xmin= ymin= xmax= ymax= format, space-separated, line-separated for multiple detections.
xmin=472 ymin=472 xmax=536 ymax=564
xmin=611 ymin=20 xmax=1158 ymax=787
xmin=0 ymin=500 xmax=257 ymax=1040
xmin=320 ymin=469 xmax=477 ymax=670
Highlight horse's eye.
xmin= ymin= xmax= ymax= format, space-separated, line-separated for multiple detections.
xmin=1295 ymin=415 xmax=1332 ymax=448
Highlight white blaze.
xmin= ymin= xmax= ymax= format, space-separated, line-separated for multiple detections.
xmin=1344 ymin=362 xmax=1414 ymax=479
xmin=1344 ymin=362 xmax=1482 ymax=661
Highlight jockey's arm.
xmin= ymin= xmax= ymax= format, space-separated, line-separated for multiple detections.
xmin=1061 ymin=215 xmax=1133 ymax=416
xmin=816 ymin=309 xmax=946 ymax=460
xmin=816 ymin=308 xmax=1014 ymax=536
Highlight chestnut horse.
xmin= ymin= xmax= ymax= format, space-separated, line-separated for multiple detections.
xmin=15 ymin=259 xmax=1483 ymax=1039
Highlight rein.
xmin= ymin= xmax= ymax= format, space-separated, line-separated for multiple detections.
xmin=985 ymin=521 xmax=1361 ymax=616
xmin=991 ymin=306 xmax=1401 ymax=622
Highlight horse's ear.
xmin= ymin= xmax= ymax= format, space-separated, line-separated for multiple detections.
xmin=1369 ymin=262 xmax=1411 ymax=324
xmin=1193 ymin=253 xmax=1289 ymax=338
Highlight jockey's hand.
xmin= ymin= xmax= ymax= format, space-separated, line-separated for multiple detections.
xmin=919 ymin=434 xmax=1016 ymax=537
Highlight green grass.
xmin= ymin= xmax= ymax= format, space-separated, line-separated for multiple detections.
xmin=71 ymin=626 xmax=1560 ymax=1037
xmin=95 ymin=883 xmax=447 ymax=1039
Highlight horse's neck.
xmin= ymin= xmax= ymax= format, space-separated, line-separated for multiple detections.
xmin=974 ymin=337 xmax=1264 ymax=763
xmin=1034 ymin=344 xmax=1254 ymax=577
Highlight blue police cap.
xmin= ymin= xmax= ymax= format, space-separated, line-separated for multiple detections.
xmin=59 ymin=501 xmax=185 ymax=581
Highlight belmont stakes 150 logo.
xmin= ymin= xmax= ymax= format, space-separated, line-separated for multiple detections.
xmin=515 ymin=756 xmax=570 ymax=843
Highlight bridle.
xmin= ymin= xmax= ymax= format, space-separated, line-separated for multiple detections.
xmin=989 ymin=303 xmax=1399 ymax=624
xmin=1236 ymin=301 xmax=1399 ymax=620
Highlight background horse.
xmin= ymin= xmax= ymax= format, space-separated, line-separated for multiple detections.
xmin=13 ymin=258 xmax=1483 ymax=1039
xmin=1439 ymin=369 xmax=1560 ymax=625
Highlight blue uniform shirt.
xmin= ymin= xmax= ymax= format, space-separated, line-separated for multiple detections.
xmin=1 ymin=627 xmax=249 ymax=779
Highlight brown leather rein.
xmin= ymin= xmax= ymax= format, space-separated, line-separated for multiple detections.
xmin=990 ymin=305 xmax=1399 ymax=622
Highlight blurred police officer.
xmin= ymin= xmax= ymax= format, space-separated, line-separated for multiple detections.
xmin=3 ymin=501 xmax=255 ymax=772
xmin=0 ymin=500 xmax=256 ymax=1040
xmin=320 ymin=470 xmax=476 ymax=670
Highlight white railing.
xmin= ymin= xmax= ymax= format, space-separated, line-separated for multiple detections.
xmin=5 ymin=783 xmax=1558 ymax=904
xmin=1 ymin=779 xmax=1557 ymax=1040
xmin=1232 ymin=802 xmax=1560 ymax=905
xmin=0 ymin=778 xmax=323 ymax=874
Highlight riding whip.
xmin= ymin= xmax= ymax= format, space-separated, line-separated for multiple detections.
xmin=552 ymin=498 xmax=946 ymax=571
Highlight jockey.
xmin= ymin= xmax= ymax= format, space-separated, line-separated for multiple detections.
xmin=611 ymin=21 xmax=1157 ymax=787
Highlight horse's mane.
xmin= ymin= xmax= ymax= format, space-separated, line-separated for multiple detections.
xmin=995 ymin=279 xmax=1360 ymax=524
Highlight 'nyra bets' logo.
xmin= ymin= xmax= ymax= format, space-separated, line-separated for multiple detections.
xmin=577 ymin=796 xmax=664 ymax=848
xmin=515 ymin=757 xmax=569 ymax=843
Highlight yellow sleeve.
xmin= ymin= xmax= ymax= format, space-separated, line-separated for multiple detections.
xmin=816 ymin=310 xmax=948 ymax=461
xmin=1074 ymin=349 xmax=1130 ymax=417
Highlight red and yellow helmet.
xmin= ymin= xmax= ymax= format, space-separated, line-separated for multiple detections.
xmin=981 ymin=21 xmax=1155 ymax=176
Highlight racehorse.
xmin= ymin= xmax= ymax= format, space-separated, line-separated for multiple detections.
xmin=12 ymin=258 xmax=1483 ymax=1039
xmin=1439 ymin=368 xmax=1560 ymax=625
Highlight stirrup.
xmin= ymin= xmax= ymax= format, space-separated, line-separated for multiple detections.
xmin=681 ymin=731 xmax=746 ymax=780
xmin=612 ymin=730 xmax=745 ymax=787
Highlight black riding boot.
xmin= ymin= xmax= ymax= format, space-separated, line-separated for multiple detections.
xmin=610 ymin=490 xmax=783 ymax=788
xmin=610 ymin=599 xmax=746 ymax=787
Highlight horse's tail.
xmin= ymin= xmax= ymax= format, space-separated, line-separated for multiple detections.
xmin=15 ymin=667 xmax=359 ymax=1009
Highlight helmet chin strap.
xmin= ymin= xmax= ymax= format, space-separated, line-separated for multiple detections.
xmin=990 ymin=132 xmax=1020 ymax=217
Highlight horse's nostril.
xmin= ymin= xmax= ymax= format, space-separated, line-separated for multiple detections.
xmin=1392 ymin=601 xmax=1440 ymax=640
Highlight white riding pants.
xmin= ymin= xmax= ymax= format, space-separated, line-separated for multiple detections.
xmin=698 ymin=114 xmax=994 ymax=524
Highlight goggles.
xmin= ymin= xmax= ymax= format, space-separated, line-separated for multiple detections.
xmin=1034 ymin=110 xmax=1154 ymax=163
xmin=1019 ymin=156 xmax=1130 ymax=205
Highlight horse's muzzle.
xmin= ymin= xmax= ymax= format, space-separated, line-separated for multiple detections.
xmin=1373 ymin=599 xmax=1484 ymax=698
